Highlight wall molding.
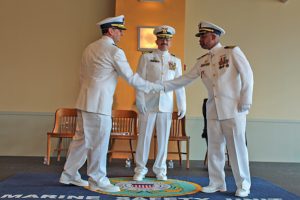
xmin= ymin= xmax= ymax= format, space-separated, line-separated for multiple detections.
xmin=0 ymin=112 xmax=299 ymax=163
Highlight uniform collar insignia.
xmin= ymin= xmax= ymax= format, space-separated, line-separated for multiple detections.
xmin=112 ymin=43 xmax=122 ymax=49
xmin=150 ymin=57 xmax=160 ymax=62
xmin=224 ymin=45 xmax=236 ymax=49
xmin=197 ymin=53 xmax=209 ymax=60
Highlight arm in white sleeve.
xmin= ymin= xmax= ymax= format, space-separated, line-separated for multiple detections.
xmin=174 ymin=59 xmax=186 ymax=114
xmin=113 ymin=49 xmax=162 ymax=94
xmin=232 ymin=47 xmax=254 ymax=106
xmin=164 ymin=62 xmax=201 ymax=92
xmin=136 ymin=55 xmax=147 ymax=114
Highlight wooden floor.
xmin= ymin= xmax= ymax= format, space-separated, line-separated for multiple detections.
xmin=0 ymin=156 xmax=299 ymax=196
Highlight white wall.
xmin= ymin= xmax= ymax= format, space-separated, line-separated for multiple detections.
xmin=1 ymin=112 xmax=299 ymax=163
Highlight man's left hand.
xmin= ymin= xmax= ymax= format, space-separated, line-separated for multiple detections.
xmin=238 ymin=103 xmax=251 ymax=112
xmin=151 ymin=83 xmax=164 ymax=93
xmin=178 ymin=109 xmax=186 ymax=119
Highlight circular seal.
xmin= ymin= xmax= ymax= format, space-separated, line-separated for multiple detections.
xmin=90 ymin=177 xmax=202 ymax=197
xmin=116 ymin=181 xmax=171 ymax=191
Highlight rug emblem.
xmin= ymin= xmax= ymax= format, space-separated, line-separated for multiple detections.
xmin=117 ymin=181 xmax=170 ymax=191
xmin=93 ymin=177 xmax=202 ymax=197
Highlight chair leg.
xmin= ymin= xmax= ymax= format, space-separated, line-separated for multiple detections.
xmin=226 ymin=147 xmax=230 ymax=166
xmin=57 ymin=138 xmax=63 ymax=161
xmin=177 ymin=141 xmax=182 ymax=166
xmin=204 ymin=150 xmax=208 ymax=166
xmin=186 ymin=140 xmax=190 ymax=169
xmin=129 ymin=139 xmax=135 ymax=164
xmin=109 ymin=139 xmax=116 ymax=163
xmin=154 ymin=137 xmax=157 ymax=158
xmin=46 ymin=135 xmax=51 ymax=165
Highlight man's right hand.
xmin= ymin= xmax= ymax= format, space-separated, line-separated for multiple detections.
xmin=150 ymin=82 xmax=164 ymax=93
xmin=136 ymin=102 xmax=147 ymax=114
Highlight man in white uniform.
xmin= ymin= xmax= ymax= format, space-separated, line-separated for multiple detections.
xmin=59 ymin=15 xmax=163 ymax=193
xmin=133 ymin=25 xmax=186 ymax=181
xmin=163 ymin=21 xmax=253 ymax=197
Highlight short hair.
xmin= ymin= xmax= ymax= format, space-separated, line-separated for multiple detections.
xmin=101 ymin=28 xmax=109 ymax=35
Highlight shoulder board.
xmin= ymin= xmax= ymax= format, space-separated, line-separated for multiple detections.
xmin=142 ymin=51 xmax=153 ymax=54
xmin=224 ymin=45 xmax=236 ymax=49
xmin=197 ymin=53 xmax=209 ymax=60
xmin=112 ymin=43 xmax=122 ymax=49
xmin=171 ymin=53 xmax=176 ymax=57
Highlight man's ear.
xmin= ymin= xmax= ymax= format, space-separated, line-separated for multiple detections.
xmin=107 ymin=27 xmax=114 ymax=36
xmin=212 ymin=33 xmax=220 ymax=42
xmin=211 ymin=33 xmax=217 ymax=39
xmin=155 ymin=39 xmax=159 ymax=46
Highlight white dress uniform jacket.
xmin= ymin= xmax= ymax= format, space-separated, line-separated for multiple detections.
xmin=164 ymin=43 xmax=253 ymax=120
xmin=61 ymin=35 xmax=163 ymax=187
xmin=136 ymin=50 xmax=186 ymax=112
xmin=76 ymin=36 xmax=157 ymax=116
xmin=164 ymin=43 xmax=253 ymax=191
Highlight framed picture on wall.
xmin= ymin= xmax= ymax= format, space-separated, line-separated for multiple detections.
xmin=137 ymin=26 xmax=157 ymax=51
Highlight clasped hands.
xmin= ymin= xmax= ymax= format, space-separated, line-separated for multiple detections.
xmin=149 ymin=80 xmax=164 ymax=93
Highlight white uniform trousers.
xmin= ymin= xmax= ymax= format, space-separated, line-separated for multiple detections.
xmin=207 ymin=114 xmax=251 ymax=190
xmin=61 ymin=110 xmax=112 ymax=184
xmin=134 ymin=112 xmax=172 ymax=176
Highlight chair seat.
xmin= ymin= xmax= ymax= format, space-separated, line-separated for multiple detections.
xmin=47 ymin=132 xmax=75 ymax=138
xmin=154 ymin=135 xmax=190 ymax=140
xmin=110 ymin=135 xmax=137 ymax=140
xmin=169 ymin=136 xmax=190 ymax=141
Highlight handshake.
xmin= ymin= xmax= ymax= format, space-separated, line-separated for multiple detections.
xmin=149 ymin=80 xmax=164 ymax=93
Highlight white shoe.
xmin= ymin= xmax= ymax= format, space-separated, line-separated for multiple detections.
xmin=201 ymin=185 xmax=227 ymax=193
xmin=59 ymin=177 xmax=89 ymax=187
xmin=156 ymin=174 xmax=167 ymax=181
xmin=235 ymin=188 xmax=250 ymax=197
xmin=133 ymin=173 xmax=145 ymax=181
xmin=89 ymin=182 xmax=120 ymax=193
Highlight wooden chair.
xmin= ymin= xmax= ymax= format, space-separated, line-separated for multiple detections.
xmin=154 ymin=112 xmax=190 ymax=169
xmin=45 ymin=108 xmax=77 ymax=165
xmin=108 ymin=110 xmax=138 ymax=163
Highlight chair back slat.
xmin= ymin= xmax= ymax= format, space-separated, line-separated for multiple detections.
xmin=111 ymin=110 xmax=138 ymax=136
xmin=46 ymin=108 xmax=77 ymax=165
xmin=52 ymin=108 xmax=77 ymax=134
xmin=169 ymin=112 xmax=187 ymax=137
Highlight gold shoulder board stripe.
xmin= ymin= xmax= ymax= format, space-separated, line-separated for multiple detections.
xmin=142 ymin=51 xmax=153 ymax=54
xmin=224 ymin=46 xmax=236 ymax=49
xmin=112 ymin=43 xmax=123 ymax=50
xmin=197 ymin=53 xmax=209 ymax=60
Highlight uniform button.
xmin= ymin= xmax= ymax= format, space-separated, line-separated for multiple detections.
xmin=213 ymin=74 xmax=216 ymax=77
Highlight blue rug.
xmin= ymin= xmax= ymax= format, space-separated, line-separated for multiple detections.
xmin=0 ymin=173 xmax=299 ymax=200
